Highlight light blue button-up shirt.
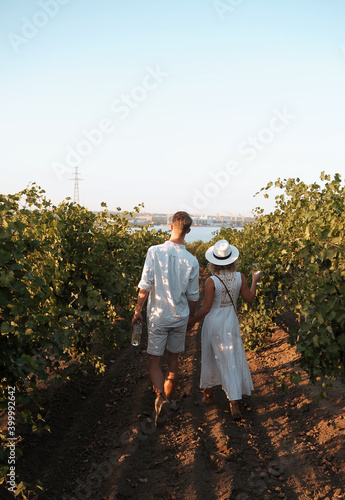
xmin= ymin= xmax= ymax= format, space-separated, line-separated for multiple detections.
xmin=138 ymin=241 xmax=199 ymax=327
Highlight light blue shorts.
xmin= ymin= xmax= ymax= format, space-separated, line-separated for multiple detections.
xmin=147 ymin=320 xmax=188 ymax=356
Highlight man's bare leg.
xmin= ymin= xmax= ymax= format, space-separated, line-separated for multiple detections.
xmin=149 ymin=354 xmax=171 ymax=426
xmin=164 ymin=350 xmax=179 ymax=402
xmin=149 ymin=354 xmax=165 ymax=396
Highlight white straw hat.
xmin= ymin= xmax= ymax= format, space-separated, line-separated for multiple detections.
xmin=205 ymin=239 xmax=239 ymax=266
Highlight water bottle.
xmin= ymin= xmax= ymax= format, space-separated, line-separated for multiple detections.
xmin=131 ymin=323 xmax=142 ymax=346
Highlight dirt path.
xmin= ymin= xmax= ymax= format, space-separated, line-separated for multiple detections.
xmin=8 ymin=288 xmax=345 ymax=499
xmin=11 ymin=325 xmax=344 ymax=499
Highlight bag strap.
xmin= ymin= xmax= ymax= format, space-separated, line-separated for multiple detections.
xmin=213 ymin=274 xmax=238 ymax=316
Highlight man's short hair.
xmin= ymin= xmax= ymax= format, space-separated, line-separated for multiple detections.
xmin=172 ymin=211 xmax=193 ymax=235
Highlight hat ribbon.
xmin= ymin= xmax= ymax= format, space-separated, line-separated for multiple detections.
xmin=213 ymin=250 xmax=232 ymax=260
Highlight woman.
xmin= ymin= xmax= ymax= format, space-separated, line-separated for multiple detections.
xmin=188 ymin=239 xmax=261 ymax=420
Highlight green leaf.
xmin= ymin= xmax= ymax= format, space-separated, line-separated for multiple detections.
xmin=0 ymin=250 xmax=11 ymax=264
xmin=338 ymin=334 xmax=345 ymax=350
xmin=1 ymin=322 xmax=10 ymax=334
xmin=325 ymin=247 xmax=338 ymax=260
xmin=316 ymin=314 xmax=324 ymax=325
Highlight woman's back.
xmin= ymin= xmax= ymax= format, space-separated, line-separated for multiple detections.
xmin=209 ymin=270 xmax=242 ymax=312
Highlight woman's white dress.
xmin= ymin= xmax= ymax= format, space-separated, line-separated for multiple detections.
xmin=200 ymin=271 xmax=254 ymax=401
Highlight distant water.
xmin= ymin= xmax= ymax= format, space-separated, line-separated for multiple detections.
xmin=149 ymin=225 xmax=242 ymax=243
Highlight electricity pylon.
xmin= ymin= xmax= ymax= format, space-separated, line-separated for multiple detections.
xmin=70 ymin=166 xmax=83 ymax=204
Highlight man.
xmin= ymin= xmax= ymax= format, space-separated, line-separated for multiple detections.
xmin=132 ymin=211 xmax=199 ymax=426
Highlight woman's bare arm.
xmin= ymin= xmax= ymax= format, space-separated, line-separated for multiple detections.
xmin=240 ymin=271 xmax=262 ymax=303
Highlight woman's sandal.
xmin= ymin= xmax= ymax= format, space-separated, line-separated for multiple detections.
xmin=230 ymin=401 xmax=242 ymax=421
xmin=202 ymin=393 xmax=214 ymax=405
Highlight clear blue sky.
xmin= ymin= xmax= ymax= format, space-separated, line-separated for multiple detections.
xmin=1 ymin=0 xmax=345 ymax=215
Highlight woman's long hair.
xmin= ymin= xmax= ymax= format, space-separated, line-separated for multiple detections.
xmin=207 ymin=259 xmax=239 ymax=274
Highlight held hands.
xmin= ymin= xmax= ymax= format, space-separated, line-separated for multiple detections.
xmin=187 ymin=317 xmax=197 ymax=331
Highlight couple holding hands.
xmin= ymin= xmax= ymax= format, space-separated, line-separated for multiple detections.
xmin=132 ymin=211 xmax=261 ymax=426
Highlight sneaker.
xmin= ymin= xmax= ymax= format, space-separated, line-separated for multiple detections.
xmin=154 ymin=395 xmax=170 ymax=427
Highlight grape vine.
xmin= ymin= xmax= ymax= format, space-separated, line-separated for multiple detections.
xmin=1 ymin=173 xmax=344 ymax=496
xmin=192 ymin=172 xmax=345 ymax=388
xmin=0 ymin=184 xmax=168 ymax=493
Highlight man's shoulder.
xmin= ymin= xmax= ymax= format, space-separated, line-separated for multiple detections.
xmin=182 ymin=247 xmax=199 ymax=267
xmin=147 ymin=241 xmax=167 ymax=252
xmin=185 ymin=247 xmax=198 ymax=261
xmin=148 ymin=242 xmax=198 ymax=266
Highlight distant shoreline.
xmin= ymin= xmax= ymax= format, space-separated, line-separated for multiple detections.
xmin=131 ymin=224 xmax=243 ymax=243
xmin=131 ymin=223 xmax=245 ymax=229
